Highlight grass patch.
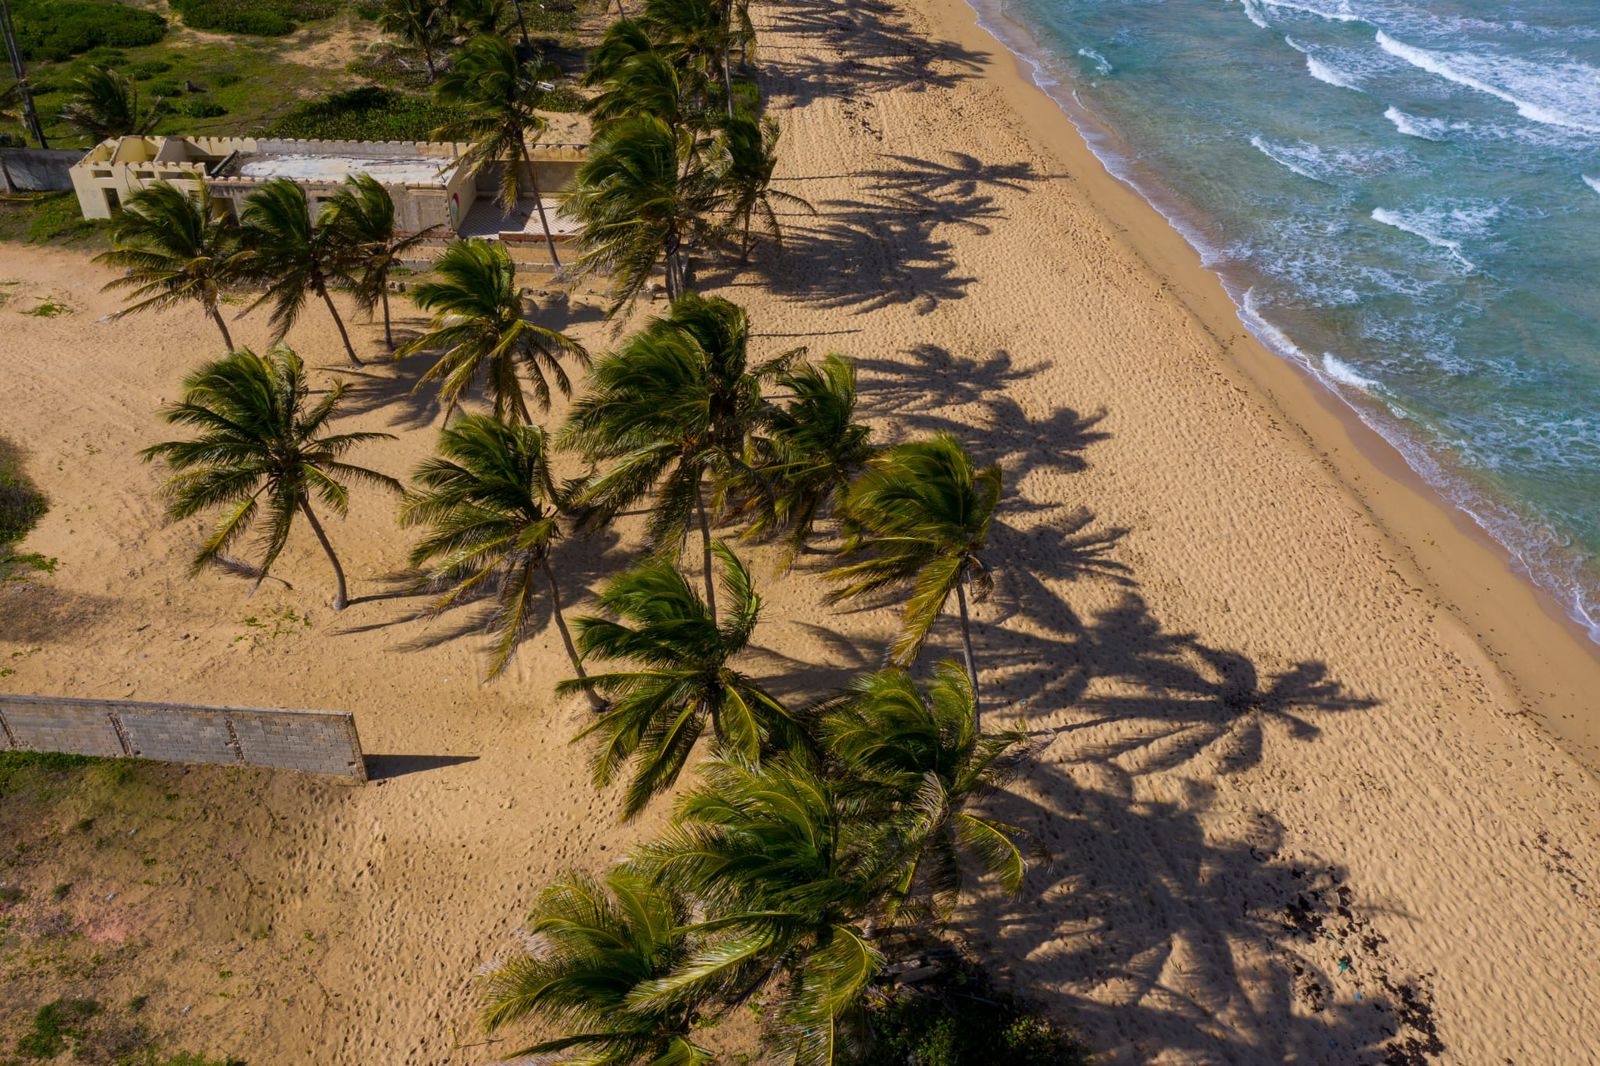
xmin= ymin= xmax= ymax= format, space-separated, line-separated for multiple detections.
xmin=266 ymin=84 xmax=464 ymax=140
xmin=23 ymin=299 xmax=71 ymax=318
xmin=15 ymin=997 xmax=101 ymax=1060
xmin=10 ymin=0 xmax=167 ymax=63
xmin=0 ymin=191 xmax=107 ymax=248
xmin=0 ymin=752 xmax=100 ymax=798
xmin=0 ymin=436 xmax=52 ymax=583
xmin=169 ymin=0 xmax=339 ymax=37
xmin=860 ymin=958 xmax=1092 ymax=1066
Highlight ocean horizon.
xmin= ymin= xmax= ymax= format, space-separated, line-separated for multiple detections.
xmin=967 ymin=0 xmax=1600 ymax=643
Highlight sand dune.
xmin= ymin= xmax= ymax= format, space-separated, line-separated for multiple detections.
xmin=3 ymin=0 xmax=1600 ymax=1060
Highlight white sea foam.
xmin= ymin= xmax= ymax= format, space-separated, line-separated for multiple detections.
xmin=1286 ymin=35 xmax=1364 ymax=91
xmin=1370 ymin=208 xmax=1470 ymax=270
xmin=1375 ymin=31 xmax=1600 ymax=134
xmin=1077 ymin=47 xmax=1113 ymax=75
xmin=1249 ymin=135 xmax=1409 ymax=182
xmin=1249 ymin=135 xmax=1320 ymax=180
xmin=1584 ymin=175 xmax=1600 ymax=197
xmin=1370 ymin=203 xmax=1500 ymax=272
xmin=1258 ymin=0 xmax=1361 ymax=23
xmin=1235 ymin=0 xmax=1270 ymax=30
xmin=1383 ymin=105 xmax=1447 ymax=140
xmin=1322 ymin=353 xmax=1380 ymax=390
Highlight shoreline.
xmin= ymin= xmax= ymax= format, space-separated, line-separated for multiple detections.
xmin=921 ymin=0 xmax=1600 ymax=772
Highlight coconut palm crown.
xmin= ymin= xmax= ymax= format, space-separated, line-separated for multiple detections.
xmin=141 ymin=346 xmax=399 ymax=610
xmin=560 ymin=542 xmax=799 ymax=819
xmin=324 ymin=174 xmax=438 ymax=351
xmin=827 ymin=435 xmax=1002 ymax=713
xmin=60 ymin=66 xmax=160 ymax=140
xmin=395 ymin=238 xmax=587 ymax=424
xmin=96 ymin=180 xmax=245 ymax=349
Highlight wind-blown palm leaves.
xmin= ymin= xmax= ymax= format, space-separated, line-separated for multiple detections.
xmin=827 ymin=435 xmax=1002 ymax=716
xmin=562 ymin=293 xmax=772 ymax=612
xmin=324 ymin=174 xmax=437 ymax=351
xmin=95 ymin=180 xmax=245 ymax=349
xmin=640 ymin=0 xmax=734 ymax=117
xmin=628 ymin=756 xmax=893 ymax=1065
xmin=432 ymin=34 xmax=565 ymax=267
xmin=141 ymin=346 xmax=399 ymax=610
xmin=237 ymin=179 xmax=366 ymax=367
xmin=820 ymin=662 xmax=1030 ymax=920
xmin=378 ymin=0 xmax=451 ymax=81
xmin=479 ymin=869 xmax=710 ymax=1064
xmin=583 ymin=18 xmax=658 ymax=87
xmin=562 ymin=115 xmax=716 ymax=309
xmin=715 ymin=115 xmax=812 ymax=259
xmin=402 ymin=415 xmax=600 ymax=688
xmin=736 ymin=353 xmax=873 ymax=566
xmin=560 ymin=543 xmax=798 ymax=819
xmin=395 ymin=238 xmax=587 ymax=423
xmin=59 ymin=66 xmax=160 ymax=140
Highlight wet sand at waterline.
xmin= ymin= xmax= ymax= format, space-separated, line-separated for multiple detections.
xmin=3 ymin=0 xmax=1600 ymax=1060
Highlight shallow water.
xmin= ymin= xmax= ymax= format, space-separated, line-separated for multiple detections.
xmin=972 ymin=0 xmax=1600 ymax=641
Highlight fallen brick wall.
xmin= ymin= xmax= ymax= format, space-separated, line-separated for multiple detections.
xmin=0 ymin=694 xmax=365 ymax=781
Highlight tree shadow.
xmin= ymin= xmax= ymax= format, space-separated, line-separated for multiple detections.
xmin=760 ymin=0 xmax=987 ymax=108
xmin=958 ymin=760 xmax=1442 ymax=1064
xmin=0 ymin=582 xmax=116 ymax=645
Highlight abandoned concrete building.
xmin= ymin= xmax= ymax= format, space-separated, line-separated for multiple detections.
xmin=67 ymin=135 xmax=584 ymax=255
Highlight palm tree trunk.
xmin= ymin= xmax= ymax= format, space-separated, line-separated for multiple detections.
xmin=317 ymin=284 xmax=363 ymax=367
xmin=509 ymin=0 xmax=531 ymax=50
xmin=520 ymin=135 xmax=563 ymax=271
xmin=299 ymin=496 xmax=349 ymax=611
xmin=544 ymin=560 xmax=604 ymax=711
xmin=955 ymin=573 xmax=979 ymax=724
xmin=380 ymin=285 xmax=394 ymax=351
xmin=722 ymin=45 xmax=736 ymax=119
xmin=207 ymin=302 xmax=234 ymax=350
xmin=695 ymin=476 xmax=717 ymax=620
xmin=614 ymin=0 xmax=625 ymax=16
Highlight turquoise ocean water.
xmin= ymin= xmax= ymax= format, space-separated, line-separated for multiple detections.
xmin=969 ymin=0 xmax=1600 ymax=641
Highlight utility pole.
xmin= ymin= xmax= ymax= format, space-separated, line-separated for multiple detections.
xmin=0 ymin=0 xmax=47 ymax=148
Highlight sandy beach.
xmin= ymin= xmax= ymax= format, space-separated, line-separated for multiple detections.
xmin=4 ymin=0 xmax=1600 ymax=1061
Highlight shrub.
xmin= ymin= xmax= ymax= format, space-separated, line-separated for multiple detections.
xmin=126 ymin=58 xmax=175 ymax=80
xmin=15 ymin=998 xmax=100 ymax=1060
xmin=0 ymin=437 xmax=47 ymax=560
xmin=168 ymin=0 xmax=338 ymax=36
xmin=266 ymin=85 xmax=463 ymax=141
xmin=179 ymin=98 xmax=228 ymax=118
xmin=9 ymin=0 xmax=166 ymax=62
xmin=859 ymin=959 xmax=1092 ymax=1066
xmin=213 ymin=71 xmax=244 ymax=87
xmin=147 ymin=78 xmax=186 ymax=98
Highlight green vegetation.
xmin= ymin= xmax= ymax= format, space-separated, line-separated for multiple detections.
xmin=0 ymin=192 xmax=105 ymax=247
xmin=265 ymin=85 xmax=464 ymax=141
xmin=0 ymin=437 xmax=50 ymax=582
xmin=9 ymin=0 xmax=166 ymax=63
xmin=15 ymin=998 xmax=100 ymax=1060
xmin=0 ymin=751 xmax=99 ymax=798
xmin=168 ymin=0 xmax=338 ymax=37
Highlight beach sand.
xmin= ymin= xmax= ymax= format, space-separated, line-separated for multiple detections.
xmin=3 ymin=0 xmax=1600 ymax=1061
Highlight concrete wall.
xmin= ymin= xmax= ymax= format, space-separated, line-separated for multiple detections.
xmin=0 ymin=148 xmax=86 ymax=193
xmin=0 ymin=694 xmax=366 ymax=780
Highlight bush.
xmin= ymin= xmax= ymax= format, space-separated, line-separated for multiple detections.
xmin=126 ymin=58 xmax=176 ymax=80
xmin=859 ymin=959 xmax=1092 ymax=1066
xmin=213 ymin=71 xmax=244 ymax=87
xmin=9 ymin=0 xmax=166 ymax=62
xmin=179 ymin=98 xmax=228 ymax=118
xmin=15 ymin=998 xmax=100 ymax=1060
xmin=168 ymin=0 xmax=338 ymax=36
xmin=0 ymin=438 xmax=46 ymax=557
xmin=147 ymin=78 xmax=186 ymax=98
xmin=266 ymin=85 xmax=463 ymax=141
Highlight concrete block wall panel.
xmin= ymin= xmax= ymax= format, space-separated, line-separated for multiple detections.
xmin=0 ymin=697 xmax=127 ymax=757
xmin=119 ymin=710 xmax=237 ymax=765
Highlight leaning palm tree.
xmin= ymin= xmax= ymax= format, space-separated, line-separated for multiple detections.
xmin=714 ymin=115 xmax=811 ymax=259
xmin=323 ymin=174 xmax=438 ymax=351
xmin=402 ymin=414 xmax=600 ymax=692
xmin=820 ymin=661 xmax=1030 ymax=919
xmin=237 ymin=179 xmax=365 ymax=367
xmin=562 ymin=294 xmax=771 ymax=613
xmin=562 ymin=114 xmax=716 ymax=310
xmin=141 ymin=346 xmax=399 ymax=610
xmin=628 ymin=756 xmax=893 ymax=1064
xmin=59 ymin=66 xmax=160 ymax=141
xmin=480 ymin=868 xmax=711 ymax=1064
xmin=432 ymin=34 xmax=564 ymax=268
xmin=395 ymin=238 xmax=586 ymax=423
xmin=736 ymin=354 xmax=873 ymax=567
xmin=559 ymin=543 xmax=798 ymax=819
xmin=95 ymin=180 xmax=245 ymax=349
xmin=827 ymin=435 xmax=1002 ymax=715
xmin=583 ymin=18 xmax=657 ymax=87
xmin=378 ymin=0 xmax=451 ymax=82
xmin=585 ymin=49 xmax=689 ymax=133
xmin=641 ymin=0 xmax=732 ymax=117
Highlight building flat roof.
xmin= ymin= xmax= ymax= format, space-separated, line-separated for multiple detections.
xmin=235 ymin=153 xmax=450 ymax=186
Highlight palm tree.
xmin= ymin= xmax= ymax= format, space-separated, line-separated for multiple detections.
xmin=432 ymin=34 xmax=564 ymax=268
xmin=59 ymin=66 xmax=160 ymax=141
xmin=562 ymin=115 xmax=716 ymax=309
xmin=480 ymin=869 xmax=711 ymax=1063
xmin=95 ymin=180 xmax=244 ymax=349
xmin=448 ymin=0 xmax=506 ymax=37
xmin=394 ymin=238 xmax=586 ymax=423
xmin=715 ymin=115 xmax=811 ymax=259
xmin=559 ymin=543 xmax=798 ymax=819
xmin=820 ymin=661 xmax=1030 ymax=919
xmin=237 ymin=179 xmax=365 ymax=368
xmin=827 ymin=435 xmax=1002 ymax=716
xmin=141 ymin=346 xmax=399 ymax=610
xmin=323 ymin=174 xmax=437 ymax=351
xmin=586 ymin=49 xmax=688 ymax=132
xmin=737 ymin=353 xmax=873 ymax=567
xmin=402 ymin=414 xmax=601 ymax=694
xmin=628 ymin=756 xmax=892 ymax=1064
xmin=562 ymin=293 xmax=771 ymax=613
xmin=641 ymin=0 xmax=733 ymax=118
xmin=378 ymin=0 xmax=451 ymax=82
xmin=583 ymin=18 xmax=656 ymax=87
